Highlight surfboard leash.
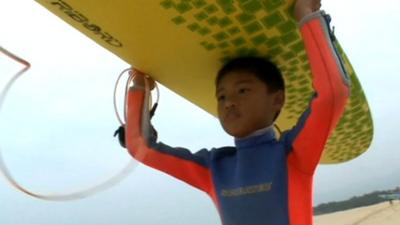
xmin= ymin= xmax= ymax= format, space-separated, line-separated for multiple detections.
xmin=113 ymin=68 xmax=160 ymax=148
xmin=0 ymin=47 xmax=139 ymax=201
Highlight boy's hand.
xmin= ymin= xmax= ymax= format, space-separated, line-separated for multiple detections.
xmin=294 ymin=0 xmax=322 ymax=22
xmin=131 ymin=69 xmax=155 ymax=90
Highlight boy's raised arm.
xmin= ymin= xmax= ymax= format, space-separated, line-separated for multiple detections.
xmin=284 ymin=3 xmax=351 ymax=174
xmin=124 ymin=73 xmax=215 ymax=197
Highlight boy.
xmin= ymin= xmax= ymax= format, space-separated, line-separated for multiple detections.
xmin=123 ymin=0 xmax=350 ymax=224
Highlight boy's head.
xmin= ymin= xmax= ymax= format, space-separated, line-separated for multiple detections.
xmin=215 ymin=56 xmax=285 ymax=138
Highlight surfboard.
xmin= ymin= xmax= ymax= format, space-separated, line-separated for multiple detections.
xmin=35 ymin=0 xmax=373 ymax=164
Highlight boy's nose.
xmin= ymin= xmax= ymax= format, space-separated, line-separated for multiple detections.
xmin=224 ymin=96 xmax=237 ymax=109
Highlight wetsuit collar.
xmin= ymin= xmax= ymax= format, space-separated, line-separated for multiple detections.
xmin=234 ymin=125 xmax=276 ymax=149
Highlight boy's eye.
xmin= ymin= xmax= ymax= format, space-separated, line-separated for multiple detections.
xmin=238 ymin=88 xmax=250 ymax=94
xmin=217 ymin=95 xmax=226 ymax=102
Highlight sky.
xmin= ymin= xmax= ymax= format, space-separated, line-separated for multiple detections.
xmin=1 ymin=0 xmax=400 ymax=225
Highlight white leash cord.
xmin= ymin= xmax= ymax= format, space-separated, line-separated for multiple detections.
xmin=0 ymin=47 xmax=140 ymax=201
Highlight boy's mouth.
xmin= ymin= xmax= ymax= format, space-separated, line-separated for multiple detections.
xmin=224 ymin=109 xmax=241 ymax=122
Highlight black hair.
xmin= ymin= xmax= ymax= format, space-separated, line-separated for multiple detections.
xmin=216 ymin=56 xmax=285 ymax=93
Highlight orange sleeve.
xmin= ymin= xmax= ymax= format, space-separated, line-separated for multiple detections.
xmin=285 ymin=11 xmax=351 ymax=174
xmin=125 ymin=88 xmax=215 ymax=196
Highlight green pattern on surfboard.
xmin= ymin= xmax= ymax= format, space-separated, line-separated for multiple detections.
xmin=160 ymin=0 xmax=373 ymax=163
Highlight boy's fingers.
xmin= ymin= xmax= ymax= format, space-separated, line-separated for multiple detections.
xmin=313 ymin=1 xmax=321 ymax=11
xmin=312 ymin=0 xmax=321 ymax=11
xmin=146 ymin=77 xmax=156 ymax=90
xmin=131 ymin=69 xmax=156 ymax=90
xmin=132 ymin=68 xmax=146 ymax=77
xmin=294 ymin=0 xmax=322 ymax=21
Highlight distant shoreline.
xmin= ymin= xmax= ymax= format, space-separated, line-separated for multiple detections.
xmin=313 ymin=187 xmax=400 ymax=215
xmin=314 ymin=201 xmax=399 ymax=225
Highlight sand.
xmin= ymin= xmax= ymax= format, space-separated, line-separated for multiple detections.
xmin=314 ymin=201 xmax=400 ymax=225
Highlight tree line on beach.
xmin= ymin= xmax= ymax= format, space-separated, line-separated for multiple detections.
xmin=313 ymin=186 xmax=400 ymax=215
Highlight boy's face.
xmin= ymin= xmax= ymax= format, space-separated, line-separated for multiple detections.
xmin=216 ymin=71 xmax=284 ymax=138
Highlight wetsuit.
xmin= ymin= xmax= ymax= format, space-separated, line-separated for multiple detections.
xmin=125 ymin=10 xmax=350 ymax=225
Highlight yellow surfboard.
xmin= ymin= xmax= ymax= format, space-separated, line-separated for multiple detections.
xmin=35 ymin=0 xmax=373 ymax=164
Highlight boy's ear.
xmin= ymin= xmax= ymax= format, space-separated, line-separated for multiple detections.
xmin=273 ymin=90 xmax=285 ymax=110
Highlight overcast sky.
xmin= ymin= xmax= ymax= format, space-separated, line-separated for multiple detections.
xmin=1 ymin=1 xmax=400 ymax=225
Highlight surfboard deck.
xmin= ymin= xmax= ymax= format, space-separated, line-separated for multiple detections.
xmin=35 ymin=0 xmax=373 ymax=164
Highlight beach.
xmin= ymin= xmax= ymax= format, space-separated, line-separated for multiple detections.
xmin=314 ymin=201 xmax=400 ymax=225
